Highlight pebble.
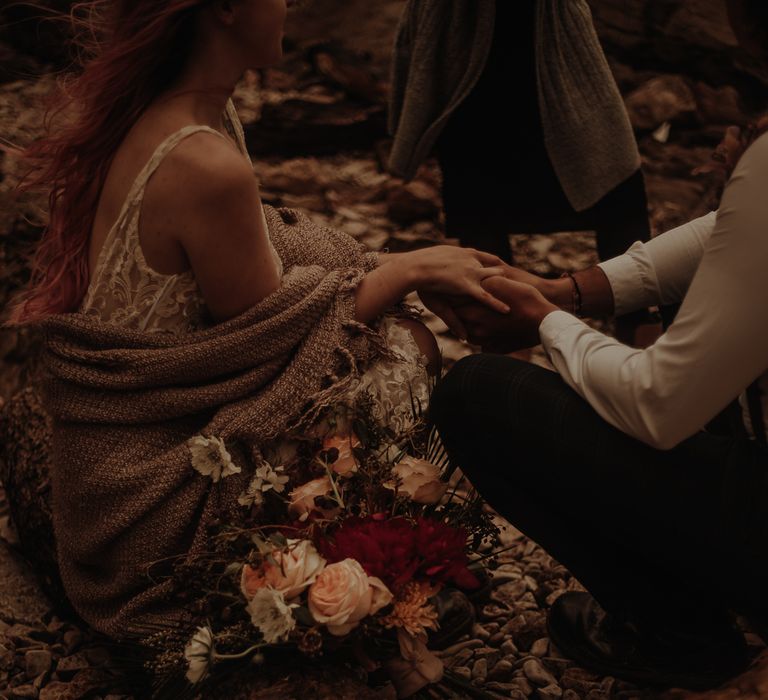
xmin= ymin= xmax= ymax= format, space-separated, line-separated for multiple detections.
xmin=24 ymin=650 xmax=51 ymax=680
xmin=452 ymin=666 xmax=471 ymax=682
xmin=500 ymin=638 xmax=518 ymax=657
xmin=11 ymin=684 xmax=38 ymax=699
xmin=449 ymin=648 xmax=473 ymax=668
xmin=536 ymin=682 xmax=563 ymax=700
xmin=523 ymin=658 xmax=557 ymax=687
xmin=62 ymin=629 xmax=82 ymax=655
xmin=509 ymin=675 xmax=534 ymax=695
xmin=530 ymin=637 xmax=549 ymax=657
xmin=484 ymin=682 xmax=528 ymax=699
xmin=55 ymin=653 xmax=90 ymax=677
xmin=488 ymin=658 xmax=514 ymax=681
xmin=488 ymin=631 xmax=506 ymax=647
xmin=437 ymin=638 xmax=482 ymax=657
xmin=471 ymin=658 xmax=488 ymax=682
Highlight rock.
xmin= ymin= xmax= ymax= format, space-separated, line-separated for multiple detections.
xmin=452 ymin=665 xmax=471 ymax=682
xmin=624 ymin=75 xmax=697 ymax=130
xmin=11 ymin=684 xmax=38 ymax=699
xmin=54 ymin=653 xmax=89 ymax=678
xmin=530 ymin=637 xmax=549 ymax=657
xmin=500 ymin=638 xmax=518 ymax=657
xmin=0 ymin=643 xmax=15 ymax=671
xmin=471 ymin=658 xmax=488 ymax=682
xmin=24 ymin=650 xmax=51 ymax=679
xmin=488 ymin=631 xmax=506 ymax=646
xmin=536 ymin=683 xmax=563 ymax=700
xmin=488 ymin=658 xmax=514 ymax=681
xmin=523 ymin=658 xmax=557 ymax=688
xmin=509 ymin=676 xmax=534 ymax=696
xmin=385 ymin=181 xmax=440 ymax=225
xmin=61 ymin=630 xmax=81 ymax=655
xmin=484 ymin=682 xmax=528 ymax=699
xmin=437 ymin=638 xmax=482 ymax=657
xmin=448 ymin=648 xmax=473 ymax=668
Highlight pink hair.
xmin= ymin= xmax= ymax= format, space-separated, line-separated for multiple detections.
xmin=5 ymin=0 xmax=207 ymax=327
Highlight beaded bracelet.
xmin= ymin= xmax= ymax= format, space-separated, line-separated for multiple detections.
xmin=560 ymin=271 xmax=583 ymax=317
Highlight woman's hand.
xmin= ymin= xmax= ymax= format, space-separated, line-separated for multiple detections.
xmin=406 ymin=246 xmax=511 ymax=315
xmin=454 ymin=276 xmax=559 ymax=353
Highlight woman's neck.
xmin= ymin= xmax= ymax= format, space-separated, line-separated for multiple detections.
xmin=157 ymin=39 xmax=245 ymax=130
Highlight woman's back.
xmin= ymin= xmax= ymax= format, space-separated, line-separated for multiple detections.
xmin=80 ymin=99 xmax=283 ymax=334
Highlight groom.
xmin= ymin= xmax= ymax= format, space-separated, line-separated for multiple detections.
xmin=425 ymin=270 xmax=761 ymax=691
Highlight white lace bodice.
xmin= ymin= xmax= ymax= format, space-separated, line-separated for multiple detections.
xmin=79 ymin=99 xmax=283 ymax=334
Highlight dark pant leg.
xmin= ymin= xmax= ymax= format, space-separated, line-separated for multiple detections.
xmin=429 ymin=354 xmax=768 ymax=628
xmin=590 ymin=169 xmax=651 ymax=261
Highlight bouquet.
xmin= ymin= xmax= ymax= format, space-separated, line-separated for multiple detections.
xmin=142 ymin=372 xmax=501 ymax=699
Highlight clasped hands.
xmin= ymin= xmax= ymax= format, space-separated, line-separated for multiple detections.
xmin=419 ymin=264 xmax=560 ymax=353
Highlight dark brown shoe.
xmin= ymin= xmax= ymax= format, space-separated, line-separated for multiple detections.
xmin=546 ymin=592 xmax=750 ymax=691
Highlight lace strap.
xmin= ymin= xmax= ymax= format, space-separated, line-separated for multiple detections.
xmin=225 ymin=98 xmax=251 ymax=161
xmin=133 ymin=124 xmax=231 ymax=197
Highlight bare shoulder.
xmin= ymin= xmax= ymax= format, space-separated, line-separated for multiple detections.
xmin=149 ymin=131 xmax=256 ymax=204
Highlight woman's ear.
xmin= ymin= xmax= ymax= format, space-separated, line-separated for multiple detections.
xmin=210 ymin=0 xmax=237 ymax=26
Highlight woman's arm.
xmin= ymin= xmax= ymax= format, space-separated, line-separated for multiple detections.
xmin=166 ymin=137 xmax=511 ymax=326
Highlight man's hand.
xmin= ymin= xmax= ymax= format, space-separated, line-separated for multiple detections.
xmin=454 ymin=277 xmax=559 ymax=353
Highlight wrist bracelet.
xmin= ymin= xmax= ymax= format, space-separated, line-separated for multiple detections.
xmin=560 ymin=271 xmax=583 ymax=317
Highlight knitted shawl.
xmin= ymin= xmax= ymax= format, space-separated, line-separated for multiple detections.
xmin=35 ymin=205 xmax=393 ymax=639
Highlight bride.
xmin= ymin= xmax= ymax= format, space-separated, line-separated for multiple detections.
xmin=4 ymin=0 xmax=506 ymax=639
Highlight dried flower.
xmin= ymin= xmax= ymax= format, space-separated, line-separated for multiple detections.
xmin=385 ymin=456 xmax=447 ymax=504
xmin=238 ymin=461 xmax=289 ymax=507
xmin=322 ymin=434 xmax=360 ymax=476
xmin=184 ymin=625 xmax=215 ymax=684
xmin=385 ymin=628 xmax=444 ymax=698
xmin=288 ymin=476 xmax=338 ymax=522
xmin=381 ymin=581 xmax=440 ymax=638
xmin=187 ymin=434 xmax=241 ymax=482
xmin=241 ymin=539 xmax=326 ymax=601
xmin=247 ymin=587 xmax=297 ymax=644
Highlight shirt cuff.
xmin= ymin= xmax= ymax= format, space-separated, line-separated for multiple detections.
xmin=597 ymin=241 xmax=656 ymax=316
xmin=539 ymin=309 xmax=589 ymax=351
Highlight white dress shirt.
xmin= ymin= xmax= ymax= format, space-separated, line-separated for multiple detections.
xmin=538 ymin=132 xmax=768 ymax=450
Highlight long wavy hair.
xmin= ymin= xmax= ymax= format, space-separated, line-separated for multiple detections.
xmin=5 ymin=0 xmax=209 ymax=327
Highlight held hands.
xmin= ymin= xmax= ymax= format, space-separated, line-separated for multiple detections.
xmin=408 ymin=246 xmax=512 ymax=316
xmin=420 ymin=275 xmax=559 ymax=352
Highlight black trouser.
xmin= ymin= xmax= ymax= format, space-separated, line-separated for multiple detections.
xmin=435 ymin=0 xmax=651 ymax=267
xmin=429 ymin=355 xmax=768 ymax=632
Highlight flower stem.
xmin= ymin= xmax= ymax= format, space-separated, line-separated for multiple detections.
xmin=213 ymin=644 xmax=265 ymax=661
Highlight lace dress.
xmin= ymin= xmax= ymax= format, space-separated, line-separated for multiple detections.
xmin=79 ymin=99 xmax=430 ymax=446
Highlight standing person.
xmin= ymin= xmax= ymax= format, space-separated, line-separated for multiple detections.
xmin=388 ymin=0 xmax=654 ymax=341
xmin=426 ymin=0 xmax=768 ymax=690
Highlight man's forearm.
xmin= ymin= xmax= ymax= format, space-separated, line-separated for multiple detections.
xmin=542 ymin=267 xmax=615 ymax=318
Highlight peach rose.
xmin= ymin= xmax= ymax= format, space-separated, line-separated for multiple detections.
xmin=287 ymin=476 xmax=338 ymax=521
xmin=240 ymin=539 xmax=326 ymax=602
xmin=308 ymin=559 xmax=393 ymax=636
xmin=323 ymin=434 xmax=360 ymax=476
xmin=386 ymin=456 xmax=448 ymax=504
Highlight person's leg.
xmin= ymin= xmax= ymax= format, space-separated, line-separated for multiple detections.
xmin=428 ymin=355 xmax=768 ymax=630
